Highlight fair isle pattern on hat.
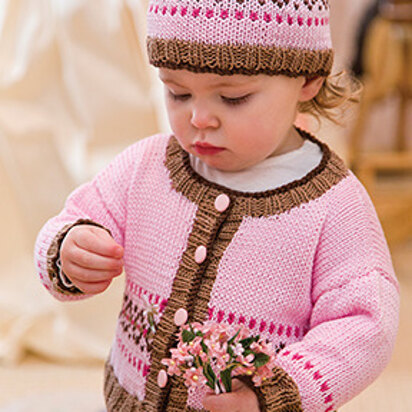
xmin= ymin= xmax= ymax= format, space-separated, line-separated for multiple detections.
xmin=146 ymin=0 xmax=333 ymax=77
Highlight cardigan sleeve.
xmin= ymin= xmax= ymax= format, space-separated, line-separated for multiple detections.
xmin=34 ymin=140 xmax=143 ymax=301
xmin=255 ymin=175 xmax=400 ymax=412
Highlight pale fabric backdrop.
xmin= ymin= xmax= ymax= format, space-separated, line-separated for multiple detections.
xmin=0 ymin=0 xmax=377 ymax=366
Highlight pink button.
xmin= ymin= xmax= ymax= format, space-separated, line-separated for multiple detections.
xmin=157 ymin=369 xmax=168 ymax=388
xmin=195 ymin=245 xmax=207 ymax=264
xmin=214 ymin=194 xmax=230 ymax=212
xmin=174 ymin=308 xmax=188 ymax=326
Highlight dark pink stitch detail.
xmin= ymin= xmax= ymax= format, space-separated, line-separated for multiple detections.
xmin=162 ymin=6 xmax=167 ymax=15
xmin=149 ymin=293 xmax=153 ymax=302
xmin=324 ymin=394 xmax=333 ymax=403
xmin=154 ymin=5 xmax=159 ymax=13
xmin=287 ymin=15 xmax=293 ymax=25
xmin=149 ymin=5 xmax=153 ymax=12
xmin=307 ymin=17 xmax=312 ymax=26
xmin=315 ymin=17 xmax=319 ymax=26
xmin=220 ymin=10 xmax=228 ymax=19
xmin=321 ymin=18 xmax=324 ymax=25
xmin=160 ymin=299 xmax=168 ymax=311
xmin=249 ymin=318 xmax=256 ymax=329
xmin=294 ymin=326 xmax=300 ymax=338
xmin=171 ymin=6 xmax=177 ymax=16
xmin=206 ymin=9 xmax=214 ymax=18
xmin=193 ymin=8 xmax=200 ymax=17
xmin=276 ymin=14 xmax=283 ymax=23
xmin=264 ymin=13 xmax=272 ymax=23
xmin=259 ymin=321 xmax=266 ymax=332
xmin=297 ymin=16 xmax=303 ymax=26
xmin=250 ymin=11 xmax=258 ymax=21
xmin=238 ymin=315 xmax=246 ymax=324
xmin=235 ymin=10 xmax=244 ymax=20
xmin=143 ymin=364 xmax=150 ymax=377
xmin=228 ymin=313 xmax=235 ymax=324
xmin=155 ymin=295 xmax=160 ymax=304
xmin=217 ymin=310 xmax=224 ymax=322
xmin=269 ymin=322 xmax=276 ymax=334
xmin=286 ymin=326 xmax=292 ymax=337
xmin=208 ymin=307 xmax=214 ymax=320
xmin=325 ymin=406 xmax=334 ymax=412
xmin=292 ymin=353 xmax=303 ymax=361
xmin=313 ymin=371 xmax=322 ymax=380
xmin=320 ymin=382 xmax=329 ymax=392
xmin=138 ymin=359 xmax=142 ymax=370
xmin=304 ymin=361 xmax=314 ymax=369
xmin=282 ymin=350 xmax=291 ymax=356
xmin=277 ymin=324 xmax=284 ymax=336
xmin=181 ymin=7 xmax=187 ymax=16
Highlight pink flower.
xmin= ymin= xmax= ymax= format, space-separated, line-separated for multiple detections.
xmin=161 ymin=358 xmax=182 ymax=376
xmin=232 ymin=342 xmax=244 ymax=356
xmin=183 ymin=367 xmax=206 ymax=388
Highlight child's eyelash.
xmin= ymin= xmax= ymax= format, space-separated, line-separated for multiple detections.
xmin=168 ymin=91 xmax=191 ymax=101
xmin=168 ymin=91 xmax=251 ymax=106
xmin=221 ymin=95 xmax=251 ymax=106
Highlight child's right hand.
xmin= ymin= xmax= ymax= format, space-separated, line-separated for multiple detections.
xmin=60 ymin=225 xmax=124 ymax=294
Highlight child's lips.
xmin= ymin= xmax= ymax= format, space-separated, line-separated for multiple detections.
xmin=193 ymin=142 xmax=225 ymax=155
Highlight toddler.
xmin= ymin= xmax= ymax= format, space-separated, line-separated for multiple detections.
xmin=35 ymin=0 xmax=400 ymax=411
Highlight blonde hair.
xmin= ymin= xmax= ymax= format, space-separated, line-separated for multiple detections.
xmin=298 ymin=71 xmax=362 ymax=126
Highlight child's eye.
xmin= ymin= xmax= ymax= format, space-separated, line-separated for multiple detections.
xmin=221 ymin=94 xmax=251 ymax=106
xmin=168 ymin=91 xmax=191 ymax=101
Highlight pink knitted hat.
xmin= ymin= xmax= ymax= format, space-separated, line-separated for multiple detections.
xmin=146 ymin=0 xmax=333 ymax=77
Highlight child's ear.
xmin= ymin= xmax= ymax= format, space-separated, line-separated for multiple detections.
xmin=298 ymin=77 xmax=325 ymax=102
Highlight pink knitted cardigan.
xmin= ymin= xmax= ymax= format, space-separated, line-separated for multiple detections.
xmin=34 ymin=130 xmax=399 ymax=411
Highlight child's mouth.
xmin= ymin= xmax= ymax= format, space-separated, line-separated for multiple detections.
xmin=193 ymin=142 xmax=225 ymax=156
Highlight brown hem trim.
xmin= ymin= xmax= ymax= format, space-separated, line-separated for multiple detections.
xmin=104 ymin=361 xmax=208 ymax=411
xmin=104 ymin=361 xmax=144 ymax=411
xmin=147 ymin=37 xmax=334 ymax=77
xmin=254 ymin=365 xmax=303 ymax=412
xmin=46 ymin=218 xmax=111 ymax=295
xmin=164 ymin=127 xmax=349 ymax=217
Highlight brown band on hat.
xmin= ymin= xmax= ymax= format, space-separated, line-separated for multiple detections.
xmin=147 ymin=37 xmax=334 ymax=77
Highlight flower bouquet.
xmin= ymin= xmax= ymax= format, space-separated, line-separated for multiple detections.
xmin=159 ymin=319 xmax=278 ymax=394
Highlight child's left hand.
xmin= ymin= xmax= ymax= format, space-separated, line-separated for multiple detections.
xmin=202 ymin=378 xmax=260 ymax=412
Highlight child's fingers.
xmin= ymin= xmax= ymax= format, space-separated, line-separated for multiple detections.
xmin=62 ymin=260 xmax=123 ymax=283
xmin=71 ymin=225 xmax=124 ymax=258
xmin=203 ymin=392 xmax=238 ymax=412
xmin=70 ymin=278 xmax=112 ymax=294
xmin=68 ymin=246 xmax=123 ymax=272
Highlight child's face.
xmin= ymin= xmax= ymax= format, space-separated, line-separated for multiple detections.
xmin=159 ymin=68 xmax=310 ymax=172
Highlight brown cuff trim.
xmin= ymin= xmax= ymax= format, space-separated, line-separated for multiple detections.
xmin=46 ymin=218 xmax=111 ymax=296
xmin=254 ymin=366 xmax=303 ymax=412
xmin=147 ymin=37 xmax=334 ymax=78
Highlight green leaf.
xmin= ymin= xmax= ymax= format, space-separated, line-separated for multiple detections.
xmin=203 ymin=362 xmax=216 ymax=389
xmin=201 ymin=340 xmax=208 ymax=354
xmin=220 ymin=368 xmax=232 ymax=392
xmin=227 ymin=328 xmax=241 ymax=346
xmin=182 ymin=329 xmax=196 ymax=343
xmin=239 ymin=336 xmax=257 ymax=350
xmin=220 ymin=364 xmax=238 ymax=393
xmin=253 ymin=352 xmax=270 ymax=368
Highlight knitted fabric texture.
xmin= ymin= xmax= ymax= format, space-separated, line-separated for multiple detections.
xmin=146 ymin=0 xmax=334 ymax=77
xmin=34 ymin=131 xmax=399 ymax=411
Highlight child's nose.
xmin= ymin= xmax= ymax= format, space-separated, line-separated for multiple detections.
xmin=190 ymin=105 xmax=219 ymax=129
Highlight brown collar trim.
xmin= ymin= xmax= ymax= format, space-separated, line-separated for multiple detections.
xmin=165 ymin=128 xmax=349 ymax=217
